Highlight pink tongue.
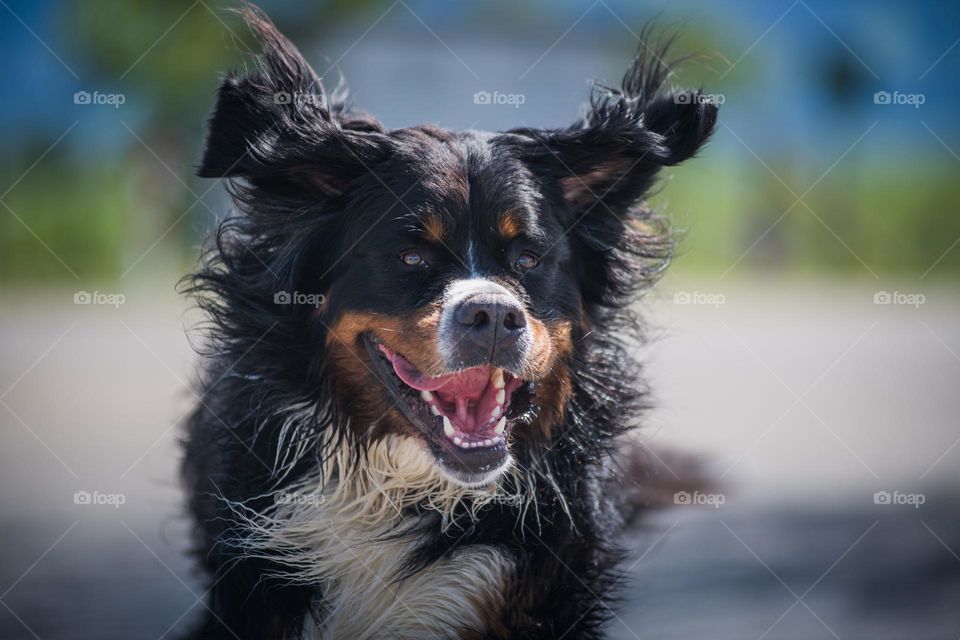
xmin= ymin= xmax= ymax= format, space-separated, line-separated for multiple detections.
xmin=381 ymin=347 xmax=498 ymax=433
xmin=385 ymin=351 xmax=450 ymax=391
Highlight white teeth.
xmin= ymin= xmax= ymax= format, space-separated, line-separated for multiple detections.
xmin=443 ymin=416 xmax=454 ymax=437
xmin=483 ymin=439 xmax=493 ymax=447
xmin=421 ymin=390 xmax=434 ymax=402
xmin=494 ymin=417 xmax=506 ymax=435
xmin=453 ymin=436 xmax=463 ymax=446
xmin=430 ymin=405 xmax=441 ymax=416
xmin=491 ymin=406 xmax=501 ymax=419
xmin=495 ymin=389 xmax=505 ymax=405
xmin=492 ymin=368 xmax=505 ymax=390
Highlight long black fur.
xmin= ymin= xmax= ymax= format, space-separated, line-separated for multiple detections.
xmin=181 ymin=7 xmax=716 ymax=639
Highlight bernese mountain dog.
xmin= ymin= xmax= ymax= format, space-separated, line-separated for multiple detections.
xmin=181 ymin=5 xmax=717 ymax=639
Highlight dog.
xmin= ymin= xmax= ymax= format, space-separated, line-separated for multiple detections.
xmin=181 ymin=6 xmax=716 ymax=639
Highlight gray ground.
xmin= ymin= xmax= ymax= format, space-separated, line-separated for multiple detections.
xmin=1 ymin=277 xmax=958 ymax=639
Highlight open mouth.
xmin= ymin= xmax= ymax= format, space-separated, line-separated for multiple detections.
xmin=363 ymin=334 xmax=536 ymax=483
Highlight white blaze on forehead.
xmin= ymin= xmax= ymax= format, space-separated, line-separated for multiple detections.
xmin=466 ymin=237 xmax=479 ymax=276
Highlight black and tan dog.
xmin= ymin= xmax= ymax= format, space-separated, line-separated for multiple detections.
xmin=182 ymin=6 xmax=716 ymax=639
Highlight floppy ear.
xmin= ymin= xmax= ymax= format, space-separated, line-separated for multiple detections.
xmin=507 ymin=35 xmax=717 ymax=309
xmin=511 ymin=37 xmax=717 ymax=217
xmin=197 ymin=5 xmax=388 ymax=199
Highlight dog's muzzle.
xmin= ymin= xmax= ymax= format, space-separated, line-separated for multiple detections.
xmin=439 ymin=279 xmax=530 ymax=372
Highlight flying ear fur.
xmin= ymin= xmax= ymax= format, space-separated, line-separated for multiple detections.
xmin=196 ymin=4 xmax=388 ymax=197
xmin=512 ymin=30 xmax=718 ymax=215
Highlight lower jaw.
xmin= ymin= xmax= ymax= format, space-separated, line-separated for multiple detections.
xmin=428 ymin=438 xmax=512 ymax=486
xmin=435 ymin=458 xmax=511 ymax=487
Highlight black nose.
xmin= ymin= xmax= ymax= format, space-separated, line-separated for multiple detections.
xmin=454 ymin=295 xmax=526 ymax=332
xmin=450 ymin=290 xmax=527 ymax=365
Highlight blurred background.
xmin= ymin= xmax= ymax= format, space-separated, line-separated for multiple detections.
xmin=1 ymin=0 xmax=958 ymax=638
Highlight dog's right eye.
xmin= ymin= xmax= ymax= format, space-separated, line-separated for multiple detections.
xmin=400 ymin=249 xmax=425 ymax=267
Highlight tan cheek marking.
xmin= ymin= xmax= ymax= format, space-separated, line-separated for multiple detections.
xmin=515 ymin=317 xmax=574 ymax=439
xmin=325 ymin=306 xmax=447 ymax=378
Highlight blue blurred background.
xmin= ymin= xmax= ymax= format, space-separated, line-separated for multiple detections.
xmin=2 ymin=0 xmax=960 ymax=279
xmin=1 ymin=1 xmax=959 ymax=639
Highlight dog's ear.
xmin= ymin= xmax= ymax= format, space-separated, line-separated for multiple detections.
xmin=197 ymin=5 xmax=388 ymax=199
xmin=510 ymin=36 xmax=717 ymax=217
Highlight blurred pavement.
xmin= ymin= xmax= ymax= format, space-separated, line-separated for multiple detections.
xmin=0 ymin=276 xmax=958 ymax=639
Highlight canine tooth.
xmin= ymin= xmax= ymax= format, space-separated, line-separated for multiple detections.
xmin=494 ymin=417 xmax=506 ymax=435
xmin=442 ymin=416 xmax=455 ymax=437
xmin=421 ymin=390 xmax=434 ymax=402
xmin=491 ymin=406 xmax=501 ymax=419
xmin=430 ymin=405 xmax=441 ymax=416
xmin=496 ymin=389 xmax=505 ymax=405
xmin=492 ymin=368 xmax=505 ymax=389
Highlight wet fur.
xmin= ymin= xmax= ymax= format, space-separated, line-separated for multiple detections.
xmin=181 ymin=6 xmax=716 ymax=639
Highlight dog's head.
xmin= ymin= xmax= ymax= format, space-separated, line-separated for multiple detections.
xmin=195 ymin=7 xmax=716 ymax=487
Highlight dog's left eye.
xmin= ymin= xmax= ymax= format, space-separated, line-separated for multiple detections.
xmin=515 ymin=252 xmax=539 ymax=271
xmin=400 ymin=249 xmax=425 ymax=267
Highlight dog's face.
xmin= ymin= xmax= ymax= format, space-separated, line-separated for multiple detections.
xmin=196 ymin=9 xmax=716 ymax=486
xmin=320 ymin=130 xmax=580 ymax=485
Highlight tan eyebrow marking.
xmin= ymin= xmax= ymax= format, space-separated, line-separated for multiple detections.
xmin=497 ymin=210 xmax=524 ymax=241
xmin=421 ymin=214 xmax=446 ymax=243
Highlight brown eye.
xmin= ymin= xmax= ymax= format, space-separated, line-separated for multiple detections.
xmin=515 ymin=252 xmax=539 ymax=271
xmin=400 ymin=249 xmax=424 ymax=267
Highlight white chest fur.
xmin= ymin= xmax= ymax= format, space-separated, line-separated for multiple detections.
xmin=308 ymin=529 xmax=510 ymax=639
xmin=231 ymin=435 xmax=516 ymax=639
